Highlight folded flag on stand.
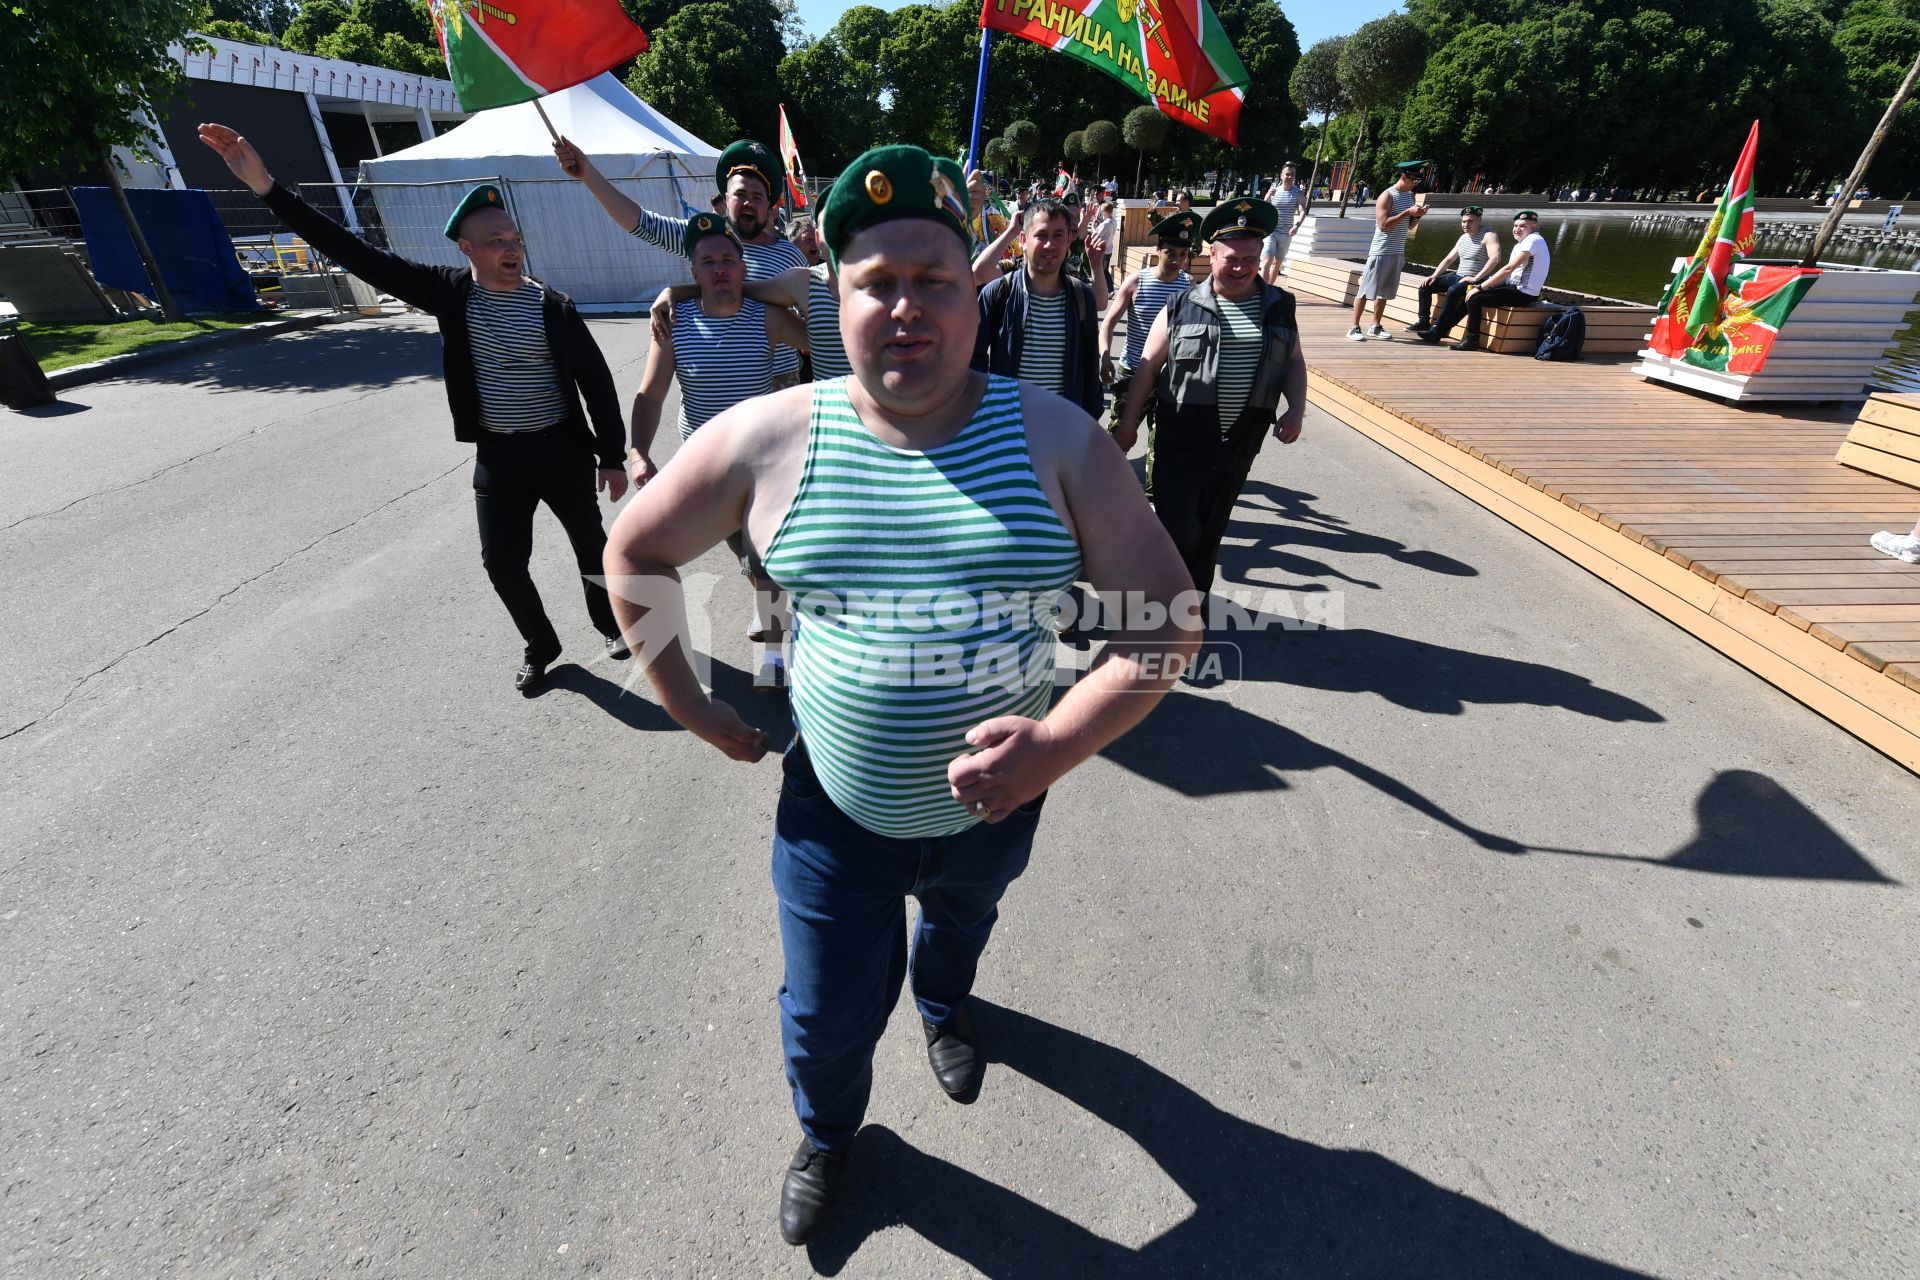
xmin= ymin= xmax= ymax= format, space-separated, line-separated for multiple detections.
xmin=430 ymin=0 xmax=651 ymax=111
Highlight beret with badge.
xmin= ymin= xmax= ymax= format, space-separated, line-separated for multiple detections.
xmin=681 ymin=210 xmax=742 ymax=260
xmin=716 ymin=139 xmax=784 ymax=201
xmin=1199 ymin=197 xmax=1278 ymax=243
xmin=818 ymin=144 xmax=973 ymax=268
xmin=443 ymin=183 xmax=508 ymax=241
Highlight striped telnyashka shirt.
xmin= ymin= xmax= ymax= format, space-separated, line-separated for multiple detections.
xmin=467 ymin=281 xmax=567 ymax=432
xmin=806 ymin=262 xmax=850 ymax=380
xmin=1214 ymin=294 xmax=1266 ymax=429
xmin=1454 ymin=231 xmax=1492 ymax=278
xmin=1125 ymin=271 xmax=1192 ymax=371
xmin=1018 ymin=290 xmax=1069 ymax=394
xmin=1367 ymin=187 xmax=1417 ymax=258
xmin=763 ymin=375 xmax=1083 ymax=839
xmin=670 ymin=297 xmax=772 ymax=439
xmin=632 ymin=208 xmax=809 ymax=377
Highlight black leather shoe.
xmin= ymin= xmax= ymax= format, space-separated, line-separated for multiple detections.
xmin=1449 ymin=338 xmax=1477 ymax=351
xmin=515 ymin=649 xmax=558 ymax=695
xmin=604 ymin=633 xmax=631 ymax=661
xmin=779 ymin=1137 xmax=848 ymax=1245
xmin=1417 ymin=329 xmax=1444 ymax=345
xmin=923 ymin=1004 xmax=982 ymax=1101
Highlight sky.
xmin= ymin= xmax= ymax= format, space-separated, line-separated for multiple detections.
xmin=791 ymin=0 xmax=1404 ymax=51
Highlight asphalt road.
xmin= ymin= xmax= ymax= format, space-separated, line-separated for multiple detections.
xmin=3 ymin=316 xmax=1916 ymax=1279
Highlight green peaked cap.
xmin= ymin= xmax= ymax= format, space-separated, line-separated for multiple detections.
xmin=444 ymin=183 xmax=507 ymax=241
xmin=819 ymin=144 xmax=972 ymax=268
xmin=681 ymin=210 xmax=741 ymax=260
xmin=1199 ymin=197 xmax=1277 ymax=243
xmin=716 ymin=139 xmax=784 ymax=200
xmin=1150 ymin=210 xmax=1201 ymax=246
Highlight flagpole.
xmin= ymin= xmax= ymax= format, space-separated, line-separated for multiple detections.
xmin=1802 ymin=45 xmax=1920 ymax=267
xmin=966 ymin=29 xmax=992 ymax=173
xmin=533 ymin=98 xmax=560 ymax=143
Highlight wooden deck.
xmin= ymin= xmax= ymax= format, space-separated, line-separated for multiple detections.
xmin=1290 ymin=291 xmax=1920 ymax=773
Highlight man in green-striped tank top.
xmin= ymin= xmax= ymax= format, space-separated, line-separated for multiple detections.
xmin=602 ymin=145 xmax=1200 ymax=1246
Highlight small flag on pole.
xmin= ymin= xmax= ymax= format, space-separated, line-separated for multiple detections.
xmin=778 ymin=105 xmax=808 ymax=210
xmin=430 ymin=0 xmax=650 ymax=112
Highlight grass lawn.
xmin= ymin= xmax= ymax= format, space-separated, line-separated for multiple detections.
xmin=17 ymin=313 xmax=276 ymax=372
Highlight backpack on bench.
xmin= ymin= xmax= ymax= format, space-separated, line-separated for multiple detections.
xmin=1535 ymin=306 xmax=1585 ymax=362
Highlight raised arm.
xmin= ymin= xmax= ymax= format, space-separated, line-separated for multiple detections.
xmin=198 ymin=123 xmax=445 ymax=310
xmin=764 ymin=300 xmax=808 ymax=356
xmin=972 ymin=217 xmax=1020 ymax=287
xmin=554 ymin=134 xmax=690 ymax=255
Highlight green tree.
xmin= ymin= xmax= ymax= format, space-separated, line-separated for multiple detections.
xmin=626 ymin=4 xmax=749 ymax=143
xmin=279 ymin=0 xmax=350 ymax=52
xmin=198 ymin=17 xmax=272 ymax=42
xmin=779 ymin=27 xmax=886 ymax=173
xmin=1122 ymin=104 xmax=1169 ymax=196
xmin=982 ymin=136 xmax=1016 ymax=174
xmin=1291 ymin=36 xmax=1345 ymax=204
xmin=1082 ymin=118 xmax=1120 ymax=181
xmin=315 ymin=18 xmax=380 ymax=63
xmin=1063 ymin=129 xmax=1086 ymax=173
xmin=876 ymin=1 xmax=976 ymax=155
xmin=202 ymin=0 xmax=298 ymax=37
xmin=1003 ymin=118 xmax=1041 ymax=177
xmin=1197 ymin=0 xmax=1300 ymax=174
xmin=1334 ymin=13 xmax=1426 ymax=213
xmin=0 ymin=0 xmax=202 ymax=319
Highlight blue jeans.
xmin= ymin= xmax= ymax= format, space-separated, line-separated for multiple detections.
xmin=1417 ymin=269 xmax=1465 ymax=327
xmin=771 ymin=736 xmax=1046 ymax=1152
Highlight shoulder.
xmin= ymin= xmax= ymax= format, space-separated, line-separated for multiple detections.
xmin=1014 ymin=379 xmax=1101 ymax=463
xmin=711 ymin=381 xmax=813 ymax=465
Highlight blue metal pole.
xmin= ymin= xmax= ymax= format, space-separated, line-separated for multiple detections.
xmin=966 ymin=29 xmax=993 ymax=173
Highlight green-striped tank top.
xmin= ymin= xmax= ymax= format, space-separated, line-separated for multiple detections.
xmin=762 ymin=374 xmax=1083 ymax=838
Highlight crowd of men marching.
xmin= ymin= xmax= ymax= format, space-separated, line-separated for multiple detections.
xmin=198 ymin=118 xmax=1308 ymax=1246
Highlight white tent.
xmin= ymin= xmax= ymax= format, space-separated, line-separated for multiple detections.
xmin=357 ymin=74 xmax=720 ymax=306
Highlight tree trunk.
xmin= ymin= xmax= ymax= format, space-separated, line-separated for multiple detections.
xmin=1803 ymin=45 xmax=1920 ymax=265
xmin=1134 ymin=148 xmax=1144 ymax=198
xmin=1302 ymin=119 xmax=1330 ymax=219
xmin=102 ymin=151 xmax=182 ymax=323
xmin=1337 ymin=110 xmax=1369 ymax=218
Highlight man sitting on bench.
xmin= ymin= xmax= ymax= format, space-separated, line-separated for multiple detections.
xmin=1407 ymin=205 xmax=1500 ymax=336
xmin=1419 ymin=210 xmax=1551 ymax=351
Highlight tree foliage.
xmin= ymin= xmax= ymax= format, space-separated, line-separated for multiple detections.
xmin=1291 ymin=36 xmax=1347 ymax=119
xmin=1082 ymin=118 xmax=1120 ymax=160
xmin=2 ymin=0 xmax=204 ymax=177
xmin=1122 ymin=105 xmax=1170 ymax=152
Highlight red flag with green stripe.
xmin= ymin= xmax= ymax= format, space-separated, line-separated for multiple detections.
xmin=1686 ymin=120 xmax=1759 ymax=335
xmin=430 ymin=0 xmax=650 ymax=112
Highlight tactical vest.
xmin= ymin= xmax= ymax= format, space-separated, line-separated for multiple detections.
xmin=1155 ymin=280 xmax=1299 ymax=470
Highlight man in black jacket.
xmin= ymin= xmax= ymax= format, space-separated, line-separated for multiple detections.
xmin=200 ymin=123 xmax=630 ymax=695
xmin=972 ymin=198 xmax=1105 ymax=419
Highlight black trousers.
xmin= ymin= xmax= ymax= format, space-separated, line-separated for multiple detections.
xmin=472 ymin=426 xmax=617 ymax=660
xmin=1430 ymin=283 xmax=1534 ymax=345
xmin=1153 ymin=457 xmax=1255 ymax=600
xmin=1416 ymin=270 xmax=1464 ymax=326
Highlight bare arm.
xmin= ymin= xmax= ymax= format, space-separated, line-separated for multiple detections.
xmin=553 ymin=135 xmax=644 ymax=233
xmin=1374 ymin=190 xmax=1395 ymax=231
xmin=1098 ymin=272 xmax=1141 ymax=374
xmin=946 ymin=395 xmax=1200 ymax=818
xmin=1113 ymin=307 xmax=1169 ymax=451
xmin=1274 ymin=338 xmax=1306 ymax=444
xmin=1484 ymin=248 xmax=1529 ymax=289
xmin=743 ymin=265 xmax=811 ymax=313
xmin=971 ymin=217 xmax=1020 ymax=287
xmin=628 ymin=338 xmax=675 ymax=489
xmin=765 ymin=301 xmax=808 ymax=356
xmin=1469 ymin=232 xmax=1503 ymax=284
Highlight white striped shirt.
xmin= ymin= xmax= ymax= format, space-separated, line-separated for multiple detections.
xmin=1125 ymin=271 xmax=1191 ymax=370
xmin=632 ymin=208 xmax=809 ymax=376
xmin=806 ymin=262 xmax=850 ymax=380
xmin=1216 ymin=295 xmax=1266 ymax=428
xmin=467 ymin=280 xmax=567 ymax=433
xmin=670 ymin=297 xmax=772 ymax=439
xmin=1018 ymin=290 xmax=1069 ymax=395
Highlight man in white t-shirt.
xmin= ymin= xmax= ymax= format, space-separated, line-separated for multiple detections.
xmin=1428 ymin=210 xmax=1552 ymax=351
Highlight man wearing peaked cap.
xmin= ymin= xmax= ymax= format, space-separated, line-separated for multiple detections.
xmin=554 ymin=133 xmax=811 ymax=387
xmin=601 ymin=142 xmax=1199 ymax=1246
xmin=198 ymin=121 xmax=631 ymax=696
xmin=1098 ymin=209 xmax=1200 ymax=498
xmin=1117 ymin=195 xmax=1309 ymax=617
xmin=1349 ymin=159 xmax=1431 ymax=341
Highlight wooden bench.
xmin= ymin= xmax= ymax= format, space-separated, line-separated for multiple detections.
xmin=1281 ymin=254 xmax=1654 ymax=355
xmin=1836 ymin=391 xmax=1920 ymax=490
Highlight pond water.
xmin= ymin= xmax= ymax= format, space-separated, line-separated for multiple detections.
xmin=1404 ymin=210 xmax=1920 ymax=389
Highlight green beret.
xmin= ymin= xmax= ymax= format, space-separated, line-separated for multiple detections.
xmin=1199 ymin=198 xmax=1277 ymax=243
xmin=1515 ymin=209 xmax=1539 ymax=220
xmin=717 ymin=139 xmax=783 ymax=201
xmin=1150 ymin=210 xmax=1200 ymax=247
xmin=444 ymin=183 xmax=506 ymax=241
xmin=819 ymin=144 xmax=972 ymax=268
xmin=682 ymin=210 xmax=741 ymax=260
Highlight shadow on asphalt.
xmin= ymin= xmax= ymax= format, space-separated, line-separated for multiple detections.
xmin=536 ymin=653 xmax=796 ymax=743
xmin=12 ymin=399 xmax=90 ymax=417
xmin=1216 ymin=480 xmax=1480 ymax=591
xmin=1095 ymin=623 xmax=1894 ymax=881
xmin=804 ymin=1002 xmax=1653 ymax=1277
xmin=116 ymin=320 xmax=441 ymax=394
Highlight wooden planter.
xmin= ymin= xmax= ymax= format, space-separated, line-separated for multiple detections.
xmin=1633 ymin=260 xmax=1920 ymax=402
xmin=1836 ymin=391 xmax=1920 ymax=489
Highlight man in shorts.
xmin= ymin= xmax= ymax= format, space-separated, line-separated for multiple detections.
xmin=1347 ymin=159 xmax=1430 ymax=341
